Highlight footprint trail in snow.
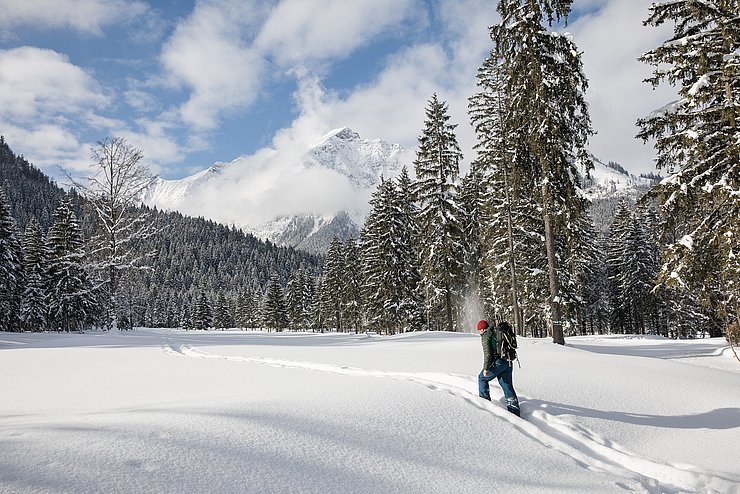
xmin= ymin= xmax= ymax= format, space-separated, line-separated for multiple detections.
xmin=165 ymin=340 xmax=739 ymax=494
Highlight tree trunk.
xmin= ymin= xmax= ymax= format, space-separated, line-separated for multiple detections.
xmin=541 ymin=179 xmax=564 ymax=345
xmin=445 ymin=285 xmax=453 ymax=332
xmin=503 ymin=169 xmax=523 ymax=336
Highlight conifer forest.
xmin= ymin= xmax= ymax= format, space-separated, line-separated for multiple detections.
xmin=0 ymin=0 xmax=737 ymax=344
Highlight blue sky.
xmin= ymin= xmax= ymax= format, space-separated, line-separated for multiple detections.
xmin=0 ymin=0 xmax=674 ymax=182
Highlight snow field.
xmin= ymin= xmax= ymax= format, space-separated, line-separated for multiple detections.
xmin=1 ymin=329 xmax=738 ymax=493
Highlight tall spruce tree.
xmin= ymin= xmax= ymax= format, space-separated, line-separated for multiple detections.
xmin=469 ymin=48 xmax=556 ymax=336
xmin=490 ymin=0 xmax=594 ymax=344
xmin=284 ymin=273 xmax=304 ymax=330
xmin=46 ymin=195 xmax=94 ymax=332
xmin=620 ymin=211 xmax=658 ymax=334
xmin=20 ymin=217 xmax=48 ymax=331
xmin=393 ymin=169 xmax=423 ymax=332
xmin=606 ymin=200 xmax=633 ymax=334
xmin=300 ymin=271 xmax=316 ymax=330
xmin=235 ymin=288 xmax=257 ymax=329
xmin=562 ymin=212 xmax=600 ymax=335
xmin=637 ymin=0 xmax=740 ymax=330
xmin=458 ymin=163 xmax=487 ymax=331
xmin=213 ymin=292 xmax=231 ymax=329
xmin=322 ymin=237 xmax=345 ymax=331
xmin=583 ymin=234 xmax=612 ymax=335
xmin=413 ymin=93 xmax=465 ymax=332
xmin=0 ymin=187 xmax=23 ymax=331
xmin=361 ymin=177 xmax=418 ymax=334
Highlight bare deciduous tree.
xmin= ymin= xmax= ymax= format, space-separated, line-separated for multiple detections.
xmin=65 ymin=137 xmax=159 ymax=331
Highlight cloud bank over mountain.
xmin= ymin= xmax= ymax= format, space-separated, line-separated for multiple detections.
xmin=1 ymin=0 xmax=674 ymax=187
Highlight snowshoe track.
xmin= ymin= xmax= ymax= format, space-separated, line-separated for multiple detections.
xmin=165 ymin=340 xmax=739 ymax=494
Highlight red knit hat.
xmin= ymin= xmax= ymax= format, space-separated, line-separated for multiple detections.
xmin=477 ymin=320 xmax=489 ymax=332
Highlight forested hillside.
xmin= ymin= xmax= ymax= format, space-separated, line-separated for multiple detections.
xmin=0 ymin=136 xmax=82 ymax=230
xmin=0 ymin=136 xmax=321 ymax=331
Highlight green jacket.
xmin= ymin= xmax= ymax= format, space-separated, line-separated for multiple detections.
xmin=480 ymin=327 xmax=498 ymax=369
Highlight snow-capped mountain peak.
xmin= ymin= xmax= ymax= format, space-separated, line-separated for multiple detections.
xmin=143 ymin=128 xmax=409 ymax=254
xmin=581 ymin=156 xmax=654 ymax=201
xmin=306 ymin=127 xmax=406 ymax=190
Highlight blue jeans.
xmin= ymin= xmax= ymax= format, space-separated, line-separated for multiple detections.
xmin=478 ymin=358 xmax=520 ymax=416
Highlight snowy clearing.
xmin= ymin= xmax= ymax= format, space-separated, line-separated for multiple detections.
xmin=1 ymin=330 xmax=738 ymax=493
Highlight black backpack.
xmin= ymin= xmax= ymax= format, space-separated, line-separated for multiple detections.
xmin=495 ymin=321 xmax=518 ymax=362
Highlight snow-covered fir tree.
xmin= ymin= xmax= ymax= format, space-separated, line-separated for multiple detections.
xmin=456 ymin=164 xmax=486 ymax=331
xmin=489 ymin=0 xmax=594 ymax=344
xmin=393 ymin=168 xmax=423 ymax=332
xmin=261 ymin=274 xmax=288 ymax=332
xmin=213 ymin=292 xmax=231 ymax=329
xmin=284 ymin=273 xmax=304 ymax=330
xmin=637 ymin=0 xmax=739 ymax=331
xmin=309 ymin=275 xmax=325 ymax=331
xmin=0 ymin=187 xmax=24 ymax=331
xmin=321 ymin=237 xmax=344 ymax=331
xmin=180 ymin=299 xmax=194 ymax=331
xmin=468 ymin=49 xmax=550 ymax=337
xmin=582 ymin=234 xmax=612 ymax=335
xmin=341 ymin=236 xmax=363 ymax=332
xmin=361 ymin=177 xmax=420 ymax=334
xmin=192 ymin=290 xmax=212 ymax=330
xmin=300 ymin=271 xmax=316 ymax=330
xmin=606 ymin=200 xmax=633 ymax=334
xmin=46 ymin=195 xmax=94 ymax=332
xmin=233 ymin=289 xmax=250 ymax=329
xmin=413 ymin=93 xmax=465 ymax=332
xmin=561 ymin=211 xmax=601 ymax=335
xmin=619 ymin=208 xmax=660 ymax=334
xmin=284 ymin=269 xmax=315 ymax=331
xmin=20 ymin=217 xmax=48 ymax=331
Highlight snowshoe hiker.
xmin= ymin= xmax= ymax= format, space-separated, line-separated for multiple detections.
xmin=477 ymin=319 xmax=520 ymax=417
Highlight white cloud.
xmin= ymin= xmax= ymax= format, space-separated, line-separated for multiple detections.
xmin=159 ymin=0 xmax=420 ymax=133
xmin=569 ymin=0 xmax=676 ymax=174
xmin=124 ymin=89 xmax=161 ymax=113
xmin=0 ymin=0 xmax=150 ymax=36
xmin=257 ymin=0 xmax=493 ymax=171
xmin=162 ymin=137 xmax=358 ymax=227
xmin=159 ymin=0 xmax=268 ymax=130
xmin=0 ymin=46 xmax=184 ymax=178
xmin=255 ymin=0 xmax=418 ymax=66
xmin=0 ymin=47 xmax=109 ymax=120
xmin=0 ymin=121 xmax=93 ymax=177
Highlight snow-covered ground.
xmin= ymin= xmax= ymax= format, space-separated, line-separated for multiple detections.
xmin=1 ymin=330 xmax=738 ymax=493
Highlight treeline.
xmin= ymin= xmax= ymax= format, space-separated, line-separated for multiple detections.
xmin=119 ymin=208 xmax=321 ymax=331
xmin=312 ymin=180 xmax=719 ymax=338
xmin=310 ymin=0 xmax=737 ymax=339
